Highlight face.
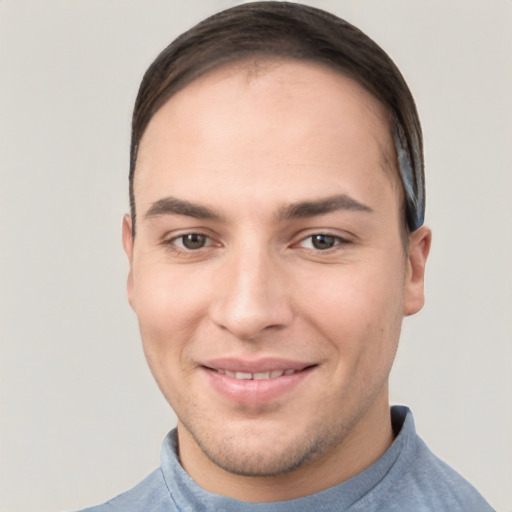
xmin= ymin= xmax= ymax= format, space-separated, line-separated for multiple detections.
xmin=124 ymin=59 xmax=430 ymax=496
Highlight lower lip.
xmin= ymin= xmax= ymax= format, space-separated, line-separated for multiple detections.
xmin=202 ymin=367 xmax=314 ymax=406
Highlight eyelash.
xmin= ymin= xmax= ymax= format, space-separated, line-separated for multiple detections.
xmin=162 ymin=232 xmax=215 ymax=253
xmin=162 ymin=231 xmax=351 ymax=254
xmin=296 ymin=233 xmax=350 ymax=251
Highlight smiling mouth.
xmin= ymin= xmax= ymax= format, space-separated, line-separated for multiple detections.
xmin=202 ymin=363 xmax=316 ymax=404
xmin=215 ymin=368 xmax=298 ymax=380
xmin=205 ymin=365 xmax=315 ymax=381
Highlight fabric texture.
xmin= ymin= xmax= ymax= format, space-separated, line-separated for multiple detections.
xmin=76 ymin=406 xmax=494 ymax=512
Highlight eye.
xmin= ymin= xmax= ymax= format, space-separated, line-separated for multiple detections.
xmin=299 ymin=234 xmax=345 ymax=250
xmin=173 ymin=233 xmax=211 ymax=250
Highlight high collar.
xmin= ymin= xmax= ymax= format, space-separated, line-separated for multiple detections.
xmin=159 ymin=406 xmax=417 ymax=512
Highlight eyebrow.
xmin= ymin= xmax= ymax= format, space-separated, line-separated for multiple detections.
xmin=278 ymin=194 xmax=373 ymax=219
xmin=144 ymin=197 xmax=221 ymax=220
xmin=144 ymin=193 xmax=373 ymax=223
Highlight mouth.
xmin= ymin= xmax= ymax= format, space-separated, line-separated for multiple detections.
xmin=209 ymin=367 xmax=305 ymax=380
xmin=200 ymin=360 xmax=317 ymax=405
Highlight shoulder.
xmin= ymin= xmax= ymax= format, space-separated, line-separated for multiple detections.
xmin=358 ymin=406 xmax=496 ymax=512
xmin=386 ymin=432 xmax=495 ymax=511
xmin=73 ymin=468 xmax=174 ymax=512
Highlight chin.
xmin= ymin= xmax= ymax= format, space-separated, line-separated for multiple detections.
xmin=181 ymin=413 xmax=350 ymax=478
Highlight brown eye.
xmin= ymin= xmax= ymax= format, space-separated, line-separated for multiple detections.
xmin=180 ymin=233 xmax=208 ymax=250
xmin=311 ymin=234 xmax=337 ymax=250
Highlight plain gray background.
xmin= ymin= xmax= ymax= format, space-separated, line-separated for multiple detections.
xmin=1 ymin=1 xmax=510 ymax=511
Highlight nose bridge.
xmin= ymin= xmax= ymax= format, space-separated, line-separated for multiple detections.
xmin=211 ymin=238 xmax=292 ymax=340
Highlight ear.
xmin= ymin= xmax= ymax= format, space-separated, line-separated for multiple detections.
xmin=122 ymin=214 xmax=136 ymax=310
xmin=403 ymin=225 xmax=432 ymax=316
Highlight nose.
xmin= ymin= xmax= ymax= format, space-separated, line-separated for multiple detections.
xmin=210 ymin=245 xmax=294 ymax=341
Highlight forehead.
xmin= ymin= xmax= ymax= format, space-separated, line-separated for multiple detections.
xmin=134 ymin=58 xmax=398 ymax=213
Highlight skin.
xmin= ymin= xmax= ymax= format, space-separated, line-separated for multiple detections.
xmin=123 ymin=58 xmax=431 ymax=502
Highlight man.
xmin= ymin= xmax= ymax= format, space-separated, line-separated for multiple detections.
xmin=80 ymin=2 xmax=494 ymax=510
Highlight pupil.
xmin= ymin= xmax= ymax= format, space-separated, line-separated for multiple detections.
xmin=312 ymin=234 xmax=335 ymax=250
xmin=183 ymin=234 xmax=206 ymax=249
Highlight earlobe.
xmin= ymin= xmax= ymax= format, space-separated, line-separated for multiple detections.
xmin=403 ymin=225 xmax=432 ymax=316
xmin=122 ymin=214 xmax=136 ymax=310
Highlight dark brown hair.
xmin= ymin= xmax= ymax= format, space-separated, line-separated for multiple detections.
xmin=129 ymin=1 xmax=424 ymax=235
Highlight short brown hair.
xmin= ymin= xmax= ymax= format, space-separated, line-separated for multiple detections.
xmin=129 ymin=1 xmax=425 ymax=235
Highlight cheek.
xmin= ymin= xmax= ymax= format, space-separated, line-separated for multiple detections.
xmin=131 ymin=263 xmax=210 ymax=374
xmin=298 ymin=261 xmax=405 ymax=358
xmin=133 ymin=261 xmax=206 ymax=328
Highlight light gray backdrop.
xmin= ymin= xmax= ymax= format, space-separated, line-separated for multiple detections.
xmin=1 ymin=1 xmax=510 ymax=511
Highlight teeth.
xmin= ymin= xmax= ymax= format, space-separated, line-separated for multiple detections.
xmin=218 ymin=369 xmax=296 ymax=380
xmin=235 ymin=371 xmax=253 ymax=380
xmin=253 ymin=372 xmax=270 ymax=380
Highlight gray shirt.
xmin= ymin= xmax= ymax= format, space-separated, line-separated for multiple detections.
xmin=77 ymin=406 xmax=494 ymax=511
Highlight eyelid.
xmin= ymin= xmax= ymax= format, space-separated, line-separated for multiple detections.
xmin=293 ymin=230 xmax=353 ymax=251
xmin=161 ymin=229 xmax=220 ymax=251
xmin=159 ymin=228 xmax=353 ymax=252
xmin=173 ymin=233 xmax=212 ymax=249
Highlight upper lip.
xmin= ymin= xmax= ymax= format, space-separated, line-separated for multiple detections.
xmin=201 ymin=357 xmax=315 ymax=373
